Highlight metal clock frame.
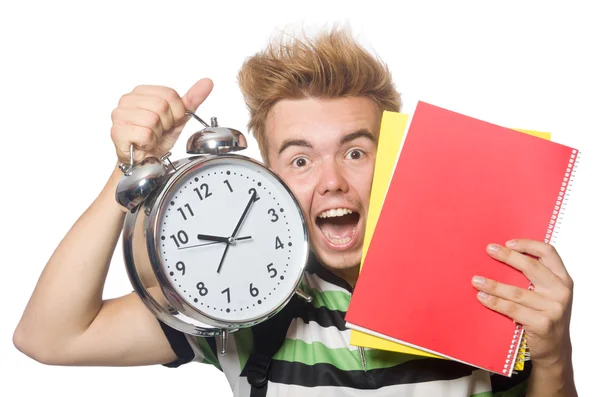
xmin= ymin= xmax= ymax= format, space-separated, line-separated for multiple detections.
xmin=122 ymin=153 xmax=309 ymax=345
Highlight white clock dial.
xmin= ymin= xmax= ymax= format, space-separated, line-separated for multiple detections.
xmin=154 ymin=156 xmax=307 ymax=324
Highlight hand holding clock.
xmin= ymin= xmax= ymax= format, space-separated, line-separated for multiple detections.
xmin=110 ymin=79 xmax=214 ymax=166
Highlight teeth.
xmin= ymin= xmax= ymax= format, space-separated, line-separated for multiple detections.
xmin=322 ymin=228 xmax=355 ymax=245
xmin=318 ymin=208 xmax=353 ymax=218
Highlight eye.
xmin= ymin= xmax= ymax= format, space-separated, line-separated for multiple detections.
xmin=291 ymin=156 xmax=310 ymax=168
xmin=345 ymin=149 xmax=365 ymax=160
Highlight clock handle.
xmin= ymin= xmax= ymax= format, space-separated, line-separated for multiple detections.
xmin=185 ymin=110 xmax=210 ymax=127
xmin=295 ymin=288 xmax=313 ymax=303
xmin=118 ymin=144 xmax=174 ymax=175
xmin=118 ymin=143 xmax=137 ymax=175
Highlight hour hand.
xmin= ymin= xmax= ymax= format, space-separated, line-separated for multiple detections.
xmin=197 ymin=234 xmax=230 ymax=243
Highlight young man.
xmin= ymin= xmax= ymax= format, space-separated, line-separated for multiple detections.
xmin=14 ymin=28 xmax=577 ymax=396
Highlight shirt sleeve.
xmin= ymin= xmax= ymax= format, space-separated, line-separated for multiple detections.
xmin=157 ymin=318 xmax=223 ymax=370
xmin=157 ymin=319 xmax=196 ymax=367
xmin=491 ymin=360 xmax=532 ymax=397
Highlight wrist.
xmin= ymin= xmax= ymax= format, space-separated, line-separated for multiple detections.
xmin=98 ymin=163 xmax=130 ymax=214
xmin=532 ymin=357 xmax=573 ymax=378
xmin=529 ymin=352 xmax=577 ymax=397
xmin=531 ymin=338 xmax=573 ymax=372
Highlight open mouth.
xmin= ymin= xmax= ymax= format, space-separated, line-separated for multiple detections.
xmin=316 ymin=208 xmax=361 ymax=247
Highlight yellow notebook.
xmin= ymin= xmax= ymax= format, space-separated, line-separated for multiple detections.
xmin=349 ymin=110 xmax=550 ymax=369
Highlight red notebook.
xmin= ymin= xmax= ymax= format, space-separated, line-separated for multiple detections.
xmin=345 ymin=101 xmax=579 ymax=376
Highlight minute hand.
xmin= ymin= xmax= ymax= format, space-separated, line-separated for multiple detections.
xmin=217 ymin=193 xmax=258 ymax=275
xmin=231 ymin=191 xmax=257 ymax=238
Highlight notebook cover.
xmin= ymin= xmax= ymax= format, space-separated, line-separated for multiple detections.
xmin=349 ymin=111 xmax=438 ymax=358
xmin=350 ymin=110 xmax=551 ymax=368
xmin=345 ymin=101 xmax=577 ymax=376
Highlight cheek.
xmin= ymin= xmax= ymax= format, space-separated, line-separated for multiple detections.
xmin=346 ymin=167 xmax=375 ymax=207
xmin=286 ymin=178 xmax=316 ymax=218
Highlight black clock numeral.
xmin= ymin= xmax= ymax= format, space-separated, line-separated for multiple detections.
xmin=268 ymin=208 xmax=279 ymax=222
xmin=267 ymin=263 xmax=277 ymax=278
xmin=248 ymin=188 xmax=260 ymax=202
xmin=196 ymin=282 xmax=208 ymax=296
xmin=194 ymin=183 xmax=212 ymax=200
xmin=223 ymin=179 xmax=233 ymax=193
xmin=221 ymin=288 xmax=231 ymax=304
xmin=249 ymin=283 xmax=259 ymax=297
xmin=275 ymin=236 xmax=284 ymax=250
xmin=170 ymin=230 xmax=189 ymax=248
xmin=177 ymin=203 xmax=194 ymax=221
xmin=176 ymin=261 xmax=186 ymax=275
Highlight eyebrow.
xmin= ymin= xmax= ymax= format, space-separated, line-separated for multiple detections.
xmin=278 ymin=129 xmax=376 ymax=155
xmin=278 ymin=139 xmax=312 ymax=155
xmin=340 ymin=129 xmax=377 ymax=146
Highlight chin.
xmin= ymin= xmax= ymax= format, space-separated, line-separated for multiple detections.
xmin=309 ymin=227 xmax=364 ymax=271
xmin=314 ymin=248 xmax=361 ymax=270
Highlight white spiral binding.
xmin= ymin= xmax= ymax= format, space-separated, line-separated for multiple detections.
xmin=502 ymin=148 xmax=580 ymax=376
xmin=545 ymin=149 xmax=580 ymax=245
xmin=503 ymin=324 xmax=523 ymax=375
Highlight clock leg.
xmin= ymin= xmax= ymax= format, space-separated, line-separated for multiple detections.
xmin=219 ymin=329 xmax=229 ymax=355
xmin=295 ymin=288 xmax=313 ymax=303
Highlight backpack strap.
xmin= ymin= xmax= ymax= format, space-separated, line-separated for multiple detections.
xmin=245 ymin=294 xmax=304 ymax=397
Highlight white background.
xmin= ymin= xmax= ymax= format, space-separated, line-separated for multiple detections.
xmin=1 ymin=0 xmax=599 ymax=395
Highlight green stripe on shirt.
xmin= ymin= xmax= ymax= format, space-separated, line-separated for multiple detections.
xmin=308 ymin=288 xmax=351 ymax=312
xmin=471 ymin=392 xmax=493 ymax=397
xmin=195 ymin=336 xmax=222 ymax=371
xmin=273 ymin=339 xmax=424 ymax=371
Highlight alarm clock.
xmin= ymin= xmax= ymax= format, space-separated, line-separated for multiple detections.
xmin=116 ymin=112 xmax=310 ymax=354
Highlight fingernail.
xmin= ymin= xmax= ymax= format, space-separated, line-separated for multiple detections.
xmin=506 ymin=240 xmax=517 ymax=247
xmin=477 ymin=291 xmax=489 ymax=300
xmin=487 ymin=243 xmax=500 ymax=252
xmin=472 ymin=276 xmax=485 ymax=286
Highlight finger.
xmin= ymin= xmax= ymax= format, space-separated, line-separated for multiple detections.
xmin=131 ymin=85 xmax=188 ymax=126
xmin=112 ymin=107 xmax=164 ymax=140
xmin=505 ymin=239 xmax=572 ymax=286
xmin=486 ymin=243 xmax=558 ymax=288
xmin=476 ymin=290 xmax=547 ymax=328
xmin=118 ymin=93 xmax=175 ymax=132
xmin=110 ymin=123 xmax=157 ymax=162
xmin=181 ymin=78 xmax=214 ymax=114
xmin=472 ymin=275 xmax=549 ymax=311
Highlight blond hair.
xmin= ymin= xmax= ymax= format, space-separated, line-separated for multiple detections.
xmin=237 ymin=26 xmax=402 ymax=162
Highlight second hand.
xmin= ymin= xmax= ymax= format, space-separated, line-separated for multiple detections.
xmin=178 ymin=236 xmax=252 ymax=250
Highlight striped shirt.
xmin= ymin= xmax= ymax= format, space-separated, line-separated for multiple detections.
xmin=160 ymin=252 xmax=530 ymax=396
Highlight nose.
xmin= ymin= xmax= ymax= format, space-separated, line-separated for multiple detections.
xmin=316 ymin=159 xmax=349 ymax=195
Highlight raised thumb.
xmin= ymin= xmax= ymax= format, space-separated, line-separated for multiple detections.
xmin=181 ymin=78 xmax=214 ymax=112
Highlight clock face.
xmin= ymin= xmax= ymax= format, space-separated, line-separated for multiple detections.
xmin=153 ymin=156 xmax=307 ymax=324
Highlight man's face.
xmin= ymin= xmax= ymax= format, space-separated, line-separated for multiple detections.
xmin=266 ymin=97 xmax=381 ymax=280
